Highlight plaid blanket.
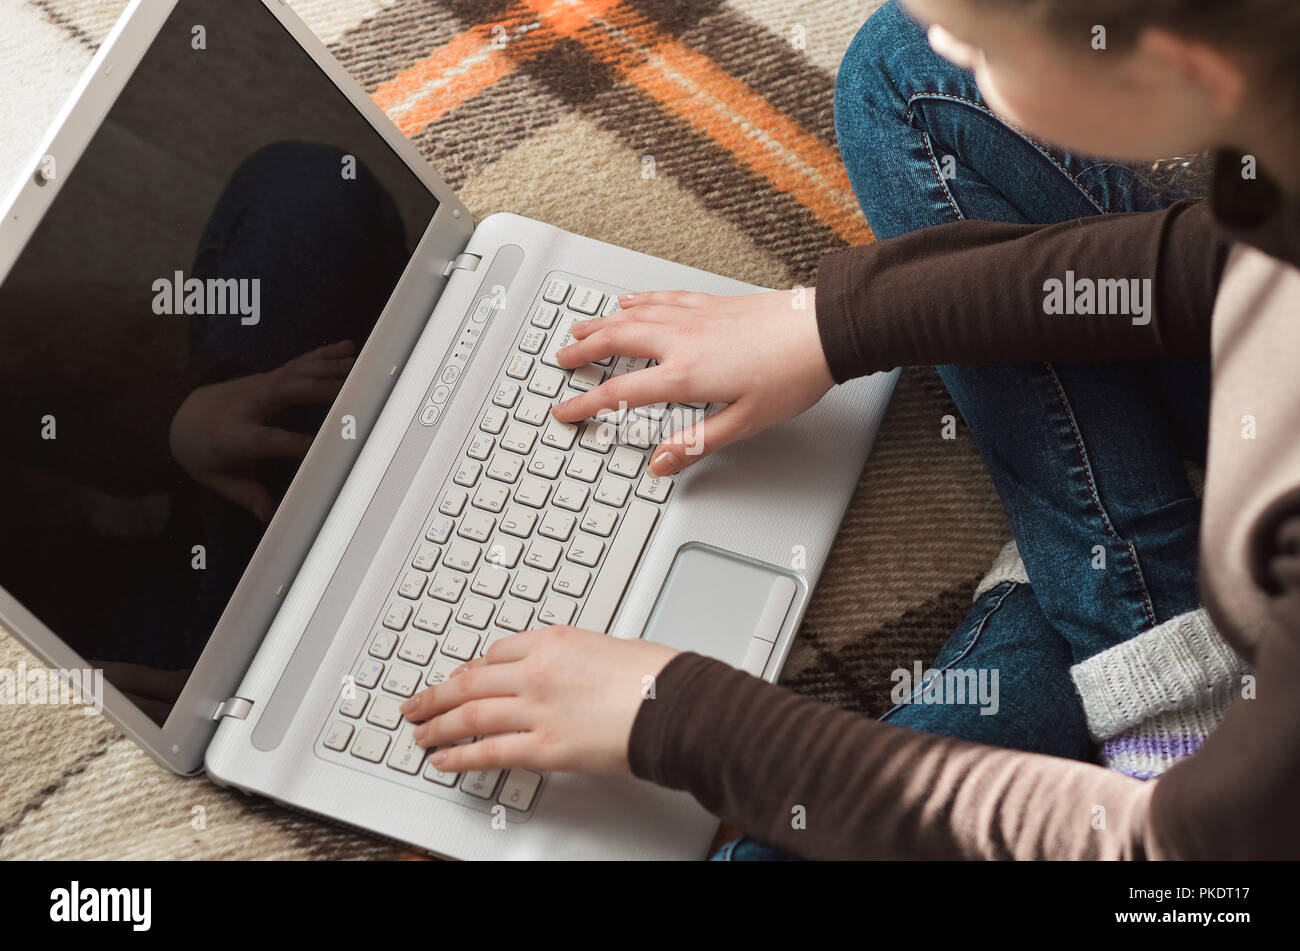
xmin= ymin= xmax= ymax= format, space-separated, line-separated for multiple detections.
xmin=0 ymin=0 xmax=1008 ymax=860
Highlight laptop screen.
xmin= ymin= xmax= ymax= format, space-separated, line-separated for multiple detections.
xmin=0 ymin=0 xmax=439 ymax=726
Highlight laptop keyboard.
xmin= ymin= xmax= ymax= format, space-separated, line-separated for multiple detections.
xmin=315 ymin=270 xmax=712 ymax=821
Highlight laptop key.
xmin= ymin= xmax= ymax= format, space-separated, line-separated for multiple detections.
xmin=351 ymin=729 xmax=391 ymax=763
xmin=486 ymin=535 xmax=523 ymax=568
xmin=510 ymin=568 xmax=549 ymax=602
xmin=412 ymin=543 xmax=441 ymax=571
xmin=542 ymin=279 xmax=571 ymax=304
xmin=539 ymin=509 xmax=576 ymax=541
xmin=530 ymin=303 xmax=559 ymax=328
xmin=387 ymin=722 xmax=427 ymax=775
xmin=423 ymin=754 xmax=461 ymax=787
xmin=324 ymin=720 xmax=354 ymax=752
xmin=339 ymin=689 xmax=369 ymax=719
xmin=461 ymin=769 xmax=503 ymax=800
xmin=428 ymin=569 xmax=466 ymax=603
xmin=608 ymin=446 xmax=643 ymax=479
xmin=496 ymin=599 xmax=533 ymax=632
xmin=398 ymin=631 xmax=436 ymax=666
xmin=356 ymin=659 xmax=385 ymax=689
xmin=635 ymin=473 xmax=673 ymax=503
xmin=538 ymin=595 xmax=576 ymax=627
xmin=568 ymin=285 xmax=603 ymax=315
xmin=442 ymin=627 xmax=481 ymax=661
xmin=569 ymin=364 xmax=605 ymax=391
xmin=565 ymin=451 xmax=602 ymax=483
xmin=456 ymin=597 xmax=494 ymax=630
xmin=553 ymin=563 xmax=590 ymax=598
xmin=367 ymin=695 xmax=404 ymax=730
xmin=520 ymin=328 xmax=548 ymax=354
xmin=382 ymin=601 xmax=412 ymax=630
xmin=426 ymin=517 xmax=455 ymax=544
xmin=426 ymin=656 xmax=462 ymax=685
xmin=398 ymin=571 xmax=427 ymax=599
xmin=499 ymin=769 xmax=543 ymax=811
xmin=412 ymin=599 xmax=452 ymax=634
xmin=369 ymin=629 xmax=398 ymax=659
xmin=382 ymin=665 xmax=422 ymax=698
xmin=567 ymin=534 xmax=604 ymax=567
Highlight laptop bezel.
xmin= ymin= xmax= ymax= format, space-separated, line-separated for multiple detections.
xmin=0 ymin=0 xmax=477 ymax=774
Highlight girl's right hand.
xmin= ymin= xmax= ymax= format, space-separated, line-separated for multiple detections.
xmin=550 ymin=289 xmax=835 ymax=477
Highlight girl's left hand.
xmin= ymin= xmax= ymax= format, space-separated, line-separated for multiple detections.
xmin=400 ymin=626 xmax=680 ymax=775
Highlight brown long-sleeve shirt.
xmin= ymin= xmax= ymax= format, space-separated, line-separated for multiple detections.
xmin=627 ymin=158 xmax=1300 ymax=860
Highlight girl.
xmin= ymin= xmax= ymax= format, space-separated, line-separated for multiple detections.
xmin=399 ymin=0 xmax=1300 ymax=859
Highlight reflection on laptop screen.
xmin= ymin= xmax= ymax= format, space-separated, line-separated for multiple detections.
xmin=0 ymin=0 xmax=439 ymax=726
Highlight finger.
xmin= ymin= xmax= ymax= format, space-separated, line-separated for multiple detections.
xmin=555 ymin=322 xmax=665 ymax=369
xmin=412 ymin=698 xmax=533 ymax=749
xmin=569 ymin=304 xmax=688 ymax=340
xmin=401 ymin=661 xmax=523 ymax=722
xmin=618 ymin=290 xmax=718 ymax=310
xmin=647 ymin=402 xmax=754 ymax=476
xmin=242 ymin=426 xmax=315 ymax=460
xmin=551 ymin=364 xmax=677 ymax=423
xmin=429 ymin=731 xmax=539 ymax=773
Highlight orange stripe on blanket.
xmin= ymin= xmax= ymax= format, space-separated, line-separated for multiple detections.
xmin=370 ymin=10 xmax=544 ymax=138
xmin=541 ymin=1 xmax=872 ymax=245
xmin=371 ymin=0 xmax=873 ymax=244
xmin=597 ymin=8 xmax=870 ymax=244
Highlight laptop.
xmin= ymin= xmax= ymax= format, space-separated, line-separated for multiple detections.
xmin=0 ymin=0 xmax=895 ymax=860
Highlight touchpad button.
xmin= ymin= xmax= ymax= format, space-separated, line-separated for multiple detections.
xmin=641 ymin=545 xmax=798 ymax=675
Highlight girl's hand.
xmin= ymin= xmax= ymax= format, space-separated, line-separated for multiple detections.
xmin=550 ymin=289 xmax=834 ymax=477
xmin=401 ymin=626 xmax=680 ymax=775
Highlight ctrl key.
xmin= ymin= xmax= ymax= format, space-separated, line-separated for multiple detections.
xmin=499 ymin=769 xmax=542 ymax=812
xmin=323 ymin=720 xmax=354 ymax=751
xmin=350 ymin=727 xmax=391 ymax=763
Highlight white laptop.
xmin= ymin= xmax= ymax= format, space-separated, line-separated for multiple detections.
xmin=0 ymin=0 xmax=895 ymax=859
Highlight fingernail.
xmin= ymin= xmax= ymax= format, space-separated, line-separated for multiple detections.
xmin=651 ymin=451 xmax=681 ymax=476
xmin=431 ymin=750 xmax=449 ymax=765
xmin=401 ymin=698 xmax=417 ymax=715
xmin=413 ymin=724 xmax=427 ymax=743
xmin=619 ymin=293 xmax=637 ymax=305
xmin=449 ymin=664 xmax=468 ymax=678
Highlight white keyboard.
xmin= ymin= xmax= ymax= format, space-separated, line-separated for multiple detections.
xmin=315 ymin=271 xmax=713 ymax=820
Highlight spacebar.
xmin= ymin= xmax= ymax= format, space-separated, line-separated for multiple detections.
xmin=575 ymin=501 xmax=659 ymax=633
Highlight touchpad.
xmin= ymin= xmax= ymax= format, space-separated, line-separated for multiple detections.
xmin=641 ymin=545 xmax=800 ymax=678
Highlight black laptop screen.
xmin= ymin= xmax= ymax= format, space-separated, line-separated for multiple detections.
xmin=0 ymin=0 xmax=439 ymax=725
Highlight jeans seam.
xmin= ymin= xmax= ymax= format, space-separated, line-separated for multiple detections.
xmin=879 ymin=580 xmax=1020 ymax=720
xmin=902 ymin=91 xmax=1108 ymax=216
xmin=919 ymin=130 xmax=963 ymax=220
xmin=1042 ymin=364 xmax=1160 ymax=629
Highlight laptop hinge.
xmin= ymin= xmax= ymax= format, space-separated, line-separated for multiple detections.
xmin=443 ymin=252 xmax=482 ymax=278
xmin=213 ymin=697 xmax=254 ymax=721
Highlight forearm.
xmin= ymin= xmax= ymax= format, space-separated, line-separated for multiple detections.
xmin=815 ymin=199 xmax=1228 ymax=381
xmin=629 ymin=652 xmax=1161 ymax=860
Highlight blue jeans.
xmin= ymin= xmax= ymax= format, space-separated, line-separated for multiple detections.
xmin=714 ymin=0 xmax=1209 ymax=861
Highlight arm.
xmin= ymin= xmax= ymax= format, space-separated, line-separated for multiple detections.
xmin=816 ymin=199 xmax=1229 ymax=381
xmin=629 ymin=652 xmax=1159 ymax=860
